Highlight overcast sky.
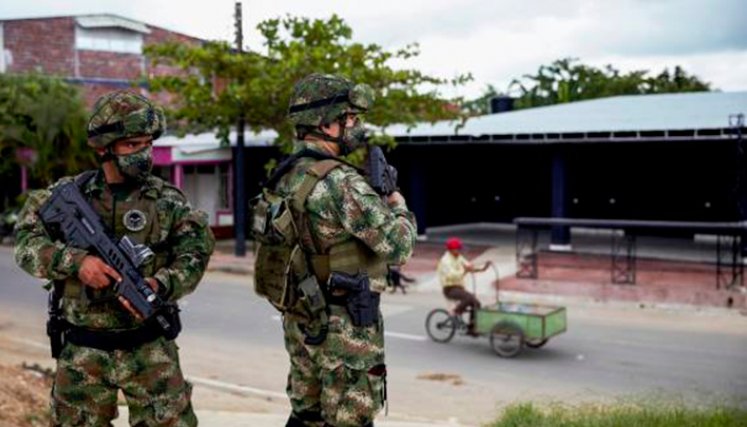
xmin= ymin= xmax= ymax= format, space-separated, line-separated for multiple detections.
xmin=3 ymin=0 xmax=746 ymax=99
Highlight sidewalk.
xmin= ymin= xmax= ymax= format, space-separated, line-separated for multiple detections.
xmin=112 ymin=407 xmax=469 ymax=427
xmin=205 ymin=238 xmax=491 ymax=278
xmin=206 ymin=229 xmax=747 ymax=312
xmin=207 ymin=250 xmax=254 ymax=275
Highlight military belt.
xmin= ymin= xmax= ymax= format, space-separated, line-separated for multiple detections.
xmin=65 ymin=321 xmax=167 ymax=352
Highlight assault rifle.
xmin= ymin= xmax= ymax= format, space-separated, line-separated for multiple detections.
xmin=39 ymin=181 xmax=166 ymax=320
xmin=366 ymin=145 xmax=398 ymax=197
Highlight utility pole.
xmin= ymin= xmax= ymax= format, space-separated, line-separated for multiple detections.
xmin=233 ymin=0 xmax=247 ymax=256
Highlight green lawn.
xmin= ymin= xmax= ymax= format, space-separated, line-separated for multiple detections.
xmin=488 ymin=402 xmax=747 ymax=427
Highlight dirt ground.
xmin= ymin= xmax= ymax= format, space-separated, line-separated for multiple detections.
xmin=0 ymin=363 xmax=51 ymax=427
xmin=0 ymin=331 xmax=288 ymax=421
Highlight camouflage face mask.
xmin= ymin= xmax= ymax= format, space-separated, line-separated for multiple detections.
xmin=340 ymin=122 xmax=368 ymax=155
xmin=115 ymin=146 xmax=153 ymax=183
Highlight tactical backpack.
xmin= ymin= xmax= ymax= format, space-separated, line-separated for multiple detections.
xmin=250 ymin=153 xmax=343 ymax=323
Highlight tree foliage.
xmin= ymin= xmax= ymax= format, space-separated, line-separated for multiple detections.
xmin=145 ymin=14 xmax=470 ymax=152
xmin=461 ymin=84 xmax=505 ymax=116
xmin=0 ymin=74 xmax=93 ymax=187
xmin=512 ymin=58 xmax=712 ymax=110
xmin=467 ymin=58 xmax=713 ymax=114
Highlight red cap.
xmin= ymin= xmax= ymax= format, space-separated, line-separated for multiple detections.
xmin=445 ymin=237 xmax=463 ymax=250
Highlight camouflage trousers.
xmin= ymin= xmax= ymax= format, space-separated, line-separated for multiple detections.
xmin=51 ymin=336 xmax=196 ymax=427
xmin=283 ymin=304 xmax=386 ymax=427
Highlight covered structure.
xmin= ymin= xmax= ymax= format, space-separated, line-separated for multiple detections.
xmin=154 ymin=130 xmax=275 ymax=233
xmin=382 ymin=91 xmax=747 ymax=243
xmin=232 ymin=92 xmax=747 ymax=243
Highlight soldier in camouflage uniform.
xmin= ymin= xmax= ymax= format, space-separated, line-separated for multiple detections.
xmin=277 ymin=74 xmax=417 ymax=427
xmin=14 ymin=90 xmax=215 ymax=427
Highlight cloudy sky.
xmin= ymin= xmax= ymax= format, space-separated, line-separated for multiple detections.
xmin=3 ymin=0 xmax=746 ymax=98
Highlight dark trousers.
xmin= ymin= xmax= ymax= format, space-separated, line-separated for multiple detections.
xmin=442 ymin=286 xmax=481 ymax=315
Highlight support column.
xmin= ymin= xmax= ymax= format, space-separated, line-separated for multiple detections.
xmin=233 ymin=136 xmax=246 ymax=256
xmin=232 ymin=1 xmax=247 ymax=257
xmin=408 ymin=157 xmax=427 ymax=236
xmin=550 ymin=150 xmax=571 ymax=250
xmin=20 ymin=166 xmax=28 ymax=193
xmin=173 ymin=164 xmax=184 ymax=189
xmin=731 ymin=114 xmax=747 ymax=258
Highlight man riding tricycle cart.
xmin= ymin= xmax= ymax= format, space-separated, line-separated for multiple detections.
xmin=426 ymin=237 xmax=567 ymax=357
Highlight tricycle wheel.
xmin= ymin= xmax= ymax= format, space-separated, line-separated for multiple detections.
xmin=490 ymin=322 xmax=524 ymax=358
xmin=525 ymin=338 xmax=548 ymax=349
xmin=425 ymin=309 xmax=457 ymax=343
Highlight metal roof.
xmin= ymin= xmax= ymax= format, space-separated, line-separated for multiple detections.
xmin=75 ymin=14 xmax=150 ymax=34
xmin=388 ymin=91 xmax=747 ymax=144
xmin=157 ymin=92 xmax=747 ymax=148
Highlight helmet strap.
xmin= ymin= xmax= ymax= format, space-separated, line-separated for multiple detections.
xmin=303 ymin=117 xmax=349 ymax=153
xmin=331 ymin=116 xmax=352 ymax=151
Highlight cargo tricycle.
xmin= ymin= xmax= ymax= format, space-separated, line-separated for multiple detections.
xmin=425 ymin=264 xmax=567 ymax=357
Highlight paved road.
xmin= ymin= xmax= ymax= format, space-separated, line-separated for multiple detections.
xmin=1 ymin=246 xmax=746 ymax=425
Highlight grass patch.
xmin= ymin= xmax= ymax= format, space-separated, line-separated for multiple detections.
xmin=488 ymin=401 xmax=747 ymax=427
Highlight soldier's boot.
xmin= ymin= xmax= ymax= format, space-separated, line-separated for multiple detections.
xmin=286 ymin=415 xmax=306 ymax=427
xmin=287 ymin=410 xmax=324 ymax=427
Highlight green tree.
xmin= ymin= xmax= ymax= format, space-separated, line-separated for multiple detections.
xmin=0 ymin=74 xmax=93 ymax=188
xmin=461 ymin=84 xmax=505 ymax=116
xmin=467 ymin=58 xmax=712 ymax=113
xmin=145 ymin=14 xmax=470 ymax=152
xmin=644 ymin=65 xmax=712 ymax=93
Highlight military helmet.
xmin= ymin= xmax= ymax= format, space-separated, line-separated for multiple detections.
xmin=87 ymin=90 xmax=166 ymax=148
xmin=288 ymin=73 xmax=374 ymax=127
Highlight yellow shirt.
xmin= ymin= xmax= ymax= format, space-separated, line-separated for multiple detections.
xmin=437 ymin=252 xmax=472 ymax=288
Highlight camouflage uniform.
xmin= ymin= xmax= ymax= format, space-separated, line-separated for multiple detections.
xmin=14 ymin=91 xmax=215 ymax=427
xmin=279 ymin=75 xmax=417 ymax=427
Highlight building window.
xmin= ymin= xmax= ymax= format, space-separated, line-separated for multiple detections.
xmin=217 ymin=164 xmax=229 ymax=210
xmin=191 ymin=164 xmax=230 ymax=209
xmin=181 ymin=164 xmax=231 ymax=225
xmin=75 ymin=26 xmax=143 ymax=54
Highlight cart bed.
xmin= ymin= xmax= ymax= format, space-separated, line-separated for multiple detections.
xmin=475 ymin=302 xmax=567 ymax=341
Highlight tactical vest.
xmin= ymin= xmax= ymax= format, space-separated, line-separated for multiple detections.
xmin=251 ymin=153 xmax=386 ymax=320
xmin=59 ymin=171 xmax=170 ymax=303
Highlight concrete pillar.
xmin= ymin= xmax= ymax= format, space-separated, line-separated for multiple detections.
xmin=20 ymin=166 xmax=28 ymax=193
xmin=173 ymin=164 xmax=184 ymax=189
xmin=408 ymin=158 xmax=427 ymax=236
xmin=550 ymin=150 xmax=571 ymax=250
